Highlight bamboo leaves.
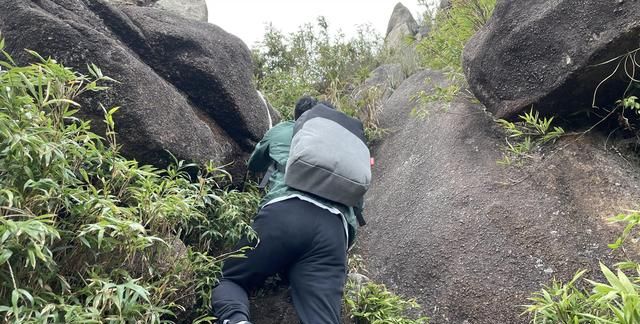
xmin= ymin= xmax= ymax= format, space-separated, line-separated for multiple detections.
xmin=0 ymin=37 xmax=259 ymax=322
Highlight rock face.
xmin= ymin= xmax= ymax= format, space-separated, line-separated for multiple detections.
xmin=415 ymin=25 xmax=431 ymax=41
xmin=106 ymin=0 xmax=208 ymax=21
xmin=115 ymin=6 xmax=267 ymax=148
xmin=357 ymin=70 xmax=640 ymax=323
xmin=0 ymin=0 xmax=272 ymax=172
xmin=386 ymin=2 xmax=418 ymax=37
xmin=463 ymin=0 xmax=640 ymax=119
xmin=382 ymin=2 xmax=428 ymax=75
xmin=385 ymin=23 xmax=414 ymax=51
xmin=385 ymin=2 xmax=418 ymax=50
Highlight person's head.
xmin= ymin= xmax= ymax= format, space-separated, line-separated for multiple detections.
xmin=294 ymin=96 xmax=318 ymax=120
xmin=294 ymin=96 xmax=335 ymax=120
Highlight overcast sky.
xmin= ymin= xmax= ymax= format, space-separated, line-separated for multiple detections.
xmin=205 ymin=0 xmax=431 ymax=48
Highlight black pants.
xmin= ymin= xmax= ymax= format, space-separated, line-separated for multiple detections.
xmin=212 ymin=198 xmax=348 ymax=324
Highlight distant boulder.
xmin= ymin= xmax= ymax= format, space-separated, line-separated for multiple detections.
xmin=415 ymin=25 xmax=431 ymax=41
xmin=384 ymin=2 xmax=428 ymax=74
xmin=385 ymin=2 xmax=419 ymax=50
xmin=463 ymin=0 xmax=640 ymax=119
xmin=354 ymin=64 xmax=406 ymax=104
xmin=0 ymin=0 xmax=271 ymax=174
xmin=386 ymin=2 xmax=418 ymax=37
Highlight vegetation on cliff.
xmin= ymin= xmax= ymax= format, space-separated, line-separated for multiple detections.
xmin=252 ymin=18 xmax=401 ymax=143
xmin=0 ymin=37 xmax=259 ymax=323
xmin=525 ymin=210 xmax=640 ymax=323
xmin=252 ymin=18 xmax=383 ymax=120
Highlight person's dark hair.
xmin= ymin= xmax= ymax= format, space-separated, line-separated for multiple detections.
xmin=294 ymin=96 xmax=336 ymax=120
xmin=294 ymin=96 xmax=318 ymax=120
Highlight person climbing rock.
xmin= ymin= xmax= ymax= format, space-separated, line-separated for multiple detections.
xmin=211 ymin=96 xmax=369 ymax=324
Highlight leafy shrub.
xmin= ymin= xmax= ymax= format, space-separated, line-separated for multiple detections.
xmin=612 ymin=89 xmax=640 ymax=140
xmin=344 ymin=255 xmax=429 ymax=324
xmin=344 ymin=281 xmax=429 ymax=324
xmin=350 ymin=86 xmax=388 ymax=144
xmin=414 ymin=0 xmax=496 ymax=104
xmin=416 ymin=0 xmax=496 ymax=73
xmin=497 ymin=109 xmax=565 ymax=165
xmin=0 ymin=37 xmax=258 ymax=322
xmin=525 ymin=270 xmax=596 ymax=323
xmin=409 ymin=75 xmax=465 ymax=119
xmin=252 ymin=17 xmax=383 ymax=121
xmin=524 ymin=210 xmax=640 ymax=323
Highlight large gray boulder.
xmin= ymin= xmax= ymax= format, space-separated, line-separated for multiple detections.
xmin=463 ymin=0 xmax=640 ymax=119
xmin=357 ymin=70 xmax=640 ymax=323
xmin=385 ymin=23 xmax=414 ymax=52
xmin=0 ymin=0 xmax=271 ymax=172
xmin=384 ymin=2 xmax=422 ymax=76
xmin=386 ymin=2 xmax=418 ymax=37
xmin=385 ymin=2 xmax=418 ymax=51
xmin=114 ymin=6 xmax=267 ymax=149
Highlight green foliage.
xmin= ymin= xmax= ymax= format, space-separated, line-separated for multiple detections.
xmin=525 ymin=263 xmax=640 ymax=323
xmin=416 ymin=0 xmax=496 ymax=73
xmin=525 ymin=210 xmax=640 ymax=323
xmin=352 ymin=86 xmax=388 ymax=144
xmin=410 ymin=76 xmax=462 ymax=119
xmin=614 ymin=94 xmax=640 ymax=133
xmin=608 ymin=210 xmax=640 ymax=250
xmin=525 ymin=270 xmax=596 ymax=323
xmin=497 ymin=109 xmax=565 ymax=165
xmin=0 ymin=37 xmax=259 ymax=322
xmin=344 ymin=281 xmax=429 ymax=324
xmin=344 ymin=255 xmax=429 ymax=324
xmin=616 ymin=96 xmax=640 ymax=113
xmin=414 ymin=0 xmax=496 ymax=104
xmin=252 ymin=17 xmax=383 ymax=121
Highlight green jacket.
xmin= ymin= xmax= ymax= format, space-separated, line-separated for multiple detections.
xmin=247 ymin=121 xmax=358 ymax=247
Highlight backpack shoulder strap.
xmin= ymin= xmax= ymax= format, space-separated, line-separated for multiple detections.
xmin=257 ymin=161 xmax=286 ymax=189
xmin=258 ymin=163 xmax=276 ymax=189
xmin=355 ymin=207 xmax=366 ymax=226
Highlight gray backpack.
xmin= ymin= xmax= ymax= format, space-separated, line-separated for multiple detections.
xmin=285 ymin=104 xmax=371 ymax=209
